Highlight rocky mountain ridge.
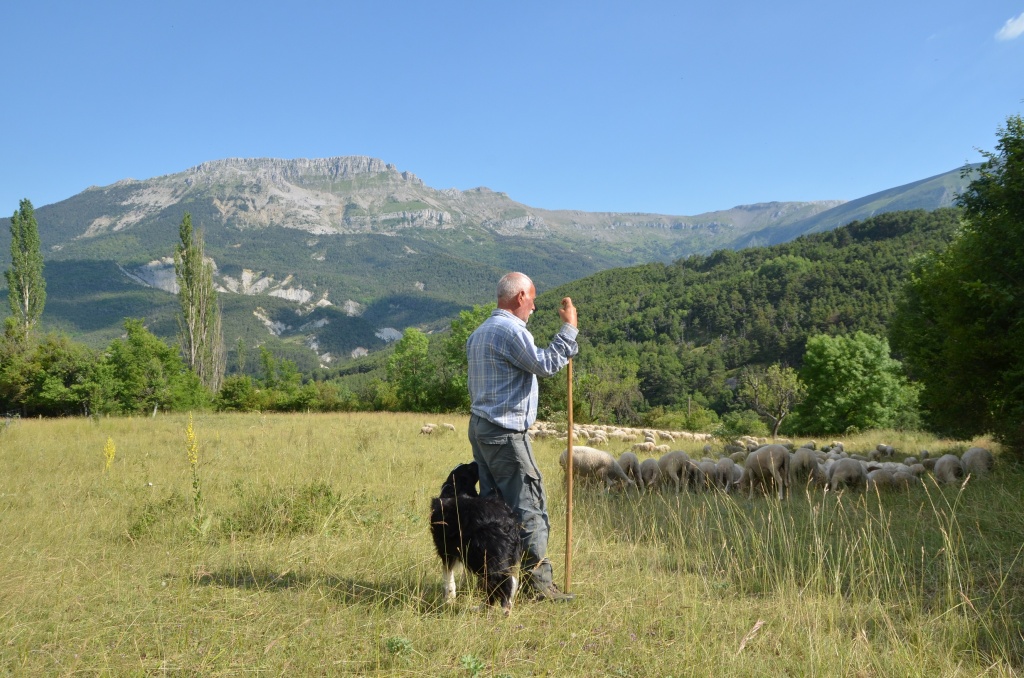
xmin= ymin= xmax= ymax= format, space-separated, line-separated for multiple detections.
xmin=0 ymin=156 xmax=974 ymax=371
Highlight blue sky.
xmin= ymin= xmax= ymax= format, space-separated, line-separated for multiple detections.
xmin=2 ymin=1 xmax=1022 ymax=217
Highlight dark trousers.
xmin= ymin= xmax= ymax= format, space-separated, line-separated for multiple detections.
xmin=467 ymin=414 xmax=552 ymax=583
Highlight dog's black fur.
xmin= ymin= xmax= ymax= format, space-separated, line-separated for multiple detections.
xmin=429 ymin=461 xmax=522 ymax=612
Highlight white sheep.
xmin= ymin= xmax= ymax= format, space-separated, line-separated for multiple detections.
xmin=867 ymin=468 xmax=897 ymax=492
xmin=640 ymin=458 xmax=661 ymax=491
xmin=696 ymin=459 xmax=719 ymax=492
xmin=933 ymin=454 xmax=964 ymax=485
xmin=618 ymin=451 xmax=645 ymax=491
xmin=790 ymin=447 xmax=826 ymax=489
xmin=961 ymin=447 xmax=994 ymax=476
xmin=560 ymin=446 xmax=636 ymax=491
xmin=828 ymin=458 xmax=868 ymax=492
xmin=740 ymin=444 xmax=791 ymax=500
xmin=658 ymin=450 xmax=693 ymax=494
xmin=419 ymin=425 xmax=435 ymax=435
xmin=441 ymin=423 xmax=456 ymax=432
xmin=716 ymin=457 xmax=738 ymax=492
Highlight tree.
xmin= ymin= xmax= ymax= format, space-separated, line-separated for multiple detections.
xmin=99 ymin=318 xmax=207 ymax=415
xmin=891 ymin=114 xmax=1024 ymax=449
xmin=577 ymin=354 xmax=644 ymax=424
xmin=795 ymin=332 xmax=919 ymax=434
xmin=174 ymin=213 xmax=225 ymax=392
xmin=5 ymin=199 xmax=46 ymax=337
xmin=738 ymin=363 xmax=805 ymax=437
xmin=387 ymin=328 xmax=435 ymax=412
xmin=436 ymin=303 xmax=495 ymax=411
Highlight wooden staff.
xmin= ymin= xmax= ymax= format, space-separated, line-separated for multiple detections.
xmin=564 ymin=357 xmax=574 ymax=593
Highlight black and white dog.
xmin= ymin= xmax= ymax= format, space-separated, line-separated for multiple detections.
xmin=429 ymin=461 xmax=522 ymax=614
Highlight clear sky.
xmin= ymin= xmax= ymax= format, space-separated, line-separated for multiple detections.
xmin=2 ymin=1 xmax=1022 ymax=217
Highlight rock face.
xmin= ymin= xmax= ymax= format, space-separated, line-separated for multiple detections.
xmin=67 ymin=156 xmax=841 ymax=245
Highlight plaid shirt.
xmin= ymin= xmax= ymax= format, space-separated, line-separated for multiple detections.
xmin=467 ymin=309 xmax=579 ymax=431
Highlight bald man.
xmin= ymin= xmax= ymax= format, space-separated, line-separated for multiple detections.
xmin=466 ymin=272 xmax=578 ymax=602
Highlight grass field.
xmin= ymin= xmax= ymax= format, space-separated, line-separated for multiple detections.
xmin=1 ymin=412 xmax=1021 ymax=676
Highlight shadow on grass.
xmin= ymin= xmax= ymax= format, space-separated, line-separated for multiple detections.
xmin=193 ymin=565 xmax=470 ymax=614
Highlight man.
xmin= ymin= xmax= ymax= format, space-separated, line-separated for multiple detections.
xmin=466 ymin=271 xmax=578 ymax=602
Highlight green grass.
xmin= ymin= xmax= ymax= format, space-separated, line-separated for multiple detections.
xmin=0 ymin=413 xmax=1020 ymax=675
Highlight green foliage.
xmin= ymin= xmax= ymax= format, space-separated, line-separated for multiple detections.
xmin=436 ymin=303 xmax=495 ymax=412
xmin=5 ymin=199 xmax=46 ymax=336
xmin=576 ymin=353 xmax=645 ymax=424
xmin=98 ymin=318 xmax=209 ymax=415
xmin=0 ymin=329 xmax=95 ymax=416
xmin=795 ymin=332 xmax=919 ymax=435
xmin=715 ymin=409 xmax=770 ymax=437
xmin=528 ymin=208 xmax=958 ymax=423
xmin=738 ymin=363 xmax=805 ymax=437
xmin=643 ymin=403 xmax=720 ymax=433
xmin=386 ymin=328 xmax=433 ymax=412
xmin=175 ymin=213 xmax=225 ymax=392
xmin=892 ymin=115 xmax=1024 ymax=451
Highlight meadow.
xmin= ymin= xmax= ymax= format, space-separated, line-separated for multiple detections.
xmin=0 ymin=412 xmax=1021 ymax=676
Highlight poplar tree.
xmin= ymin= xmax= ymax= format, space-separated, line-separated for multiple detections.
xmin=174 ymin=213 xmax=225 ymax=392
xmin=5 ymin=199 xmax=46 ymax=336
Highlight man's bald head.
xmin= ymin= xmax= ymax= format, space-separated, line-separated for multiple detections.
xmin=497 ymin=272 xmax=533 ymax=304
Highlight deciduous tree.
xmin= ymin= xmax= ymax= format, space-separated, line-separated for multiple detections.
xmin=738 ymin=363 xmax=805 ymax=437
xmin=174 ymin=213 xmax=225 ymax=392
xmin=795 ymin=332 xmax=918 ymax=434
xmin=5 ymin=199 xmax=46 ymax=337
xmin=892 ymin=114 xmax=1024 ymax=449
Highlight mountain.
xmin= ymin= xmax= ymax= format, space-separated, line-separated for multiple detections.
xmin=0 ymin=156 xmax=970 ymax=371
xmin=728 ymin=165 xmax=978 ymax=249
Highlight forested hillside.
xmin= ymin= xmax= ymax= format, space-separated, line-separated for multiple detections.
xmin=528 ymin=208 xmax=961 ymax=414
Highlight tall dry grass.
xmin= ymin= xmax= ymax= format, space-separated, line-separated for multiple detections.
xmin=0 ymin=412 xmax=1020 ymax=675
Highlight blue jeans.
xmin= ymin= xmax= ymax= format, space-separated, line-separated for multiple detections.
xmin=468 ymin=414 xmax=552 ymax=582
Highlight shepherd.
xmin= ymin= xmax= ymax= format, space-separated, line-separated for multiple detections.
xmin=466 ymin=272 xmax=578 ymax=603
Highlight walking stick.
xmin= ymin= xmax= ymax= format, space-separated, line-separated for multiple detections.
xmin=564 ymin=358 xmax=574 ymax=593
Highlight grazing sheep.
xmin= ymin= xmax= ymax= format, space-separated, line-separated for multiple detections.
xmin=441 ymin=423 xmax=456 ymax=432
xmin=919 ymin=449 xmax=930 ymax=460
xmin=867 ymin=469 xmax=897 ymax=492
xmin=876 ymin=443 xmax=895 ymax=458
xmin=716 ymin=457 xmax=738 ymax=492
xmin=933 ymin=454 xmax=965 ymax=485
xmin=640 ymin=458 xmax=661 ymax=491
xmin=922 ymin=458 xmax=937 ymax=471
xmin=560 ymin=446 xmax=636 ymax=491
xmin=892 ymin=471 xmax=922 ymax=489
xmin=618 ymin=451 xmax=645 ymax=491
xmin=828 ymin=458 xmax=868 ymax=492
xmin=632 ymin=441 xmax=656 ymax=454
xmin=696 ymin=459 xmax=719 ymax=492
xmin=740 ymin=445 xmax=791 ymax=500
xmin=419 ymin=425 xmax=435 ymax=435
xmin=658 ymin=451 xmax=693 ymax=494
xmin=961 ymin=447 xmax=994 ymax=476
xmin=790 ymin=447 xmax=827 ymax=490
xmin=903 ymin=456 xmax=918 ymax=466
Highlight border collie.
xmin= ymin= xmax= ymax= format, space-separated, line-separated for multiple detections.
xmin=429 ymin=462 xmax=522 ymax=614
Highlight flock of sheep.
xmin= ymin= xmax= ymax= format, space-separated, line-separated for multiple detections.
xmin=546 ymin=427 xmax=995 ymax=499
xmin=417 ymin=420 xmax=995 ymax=498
